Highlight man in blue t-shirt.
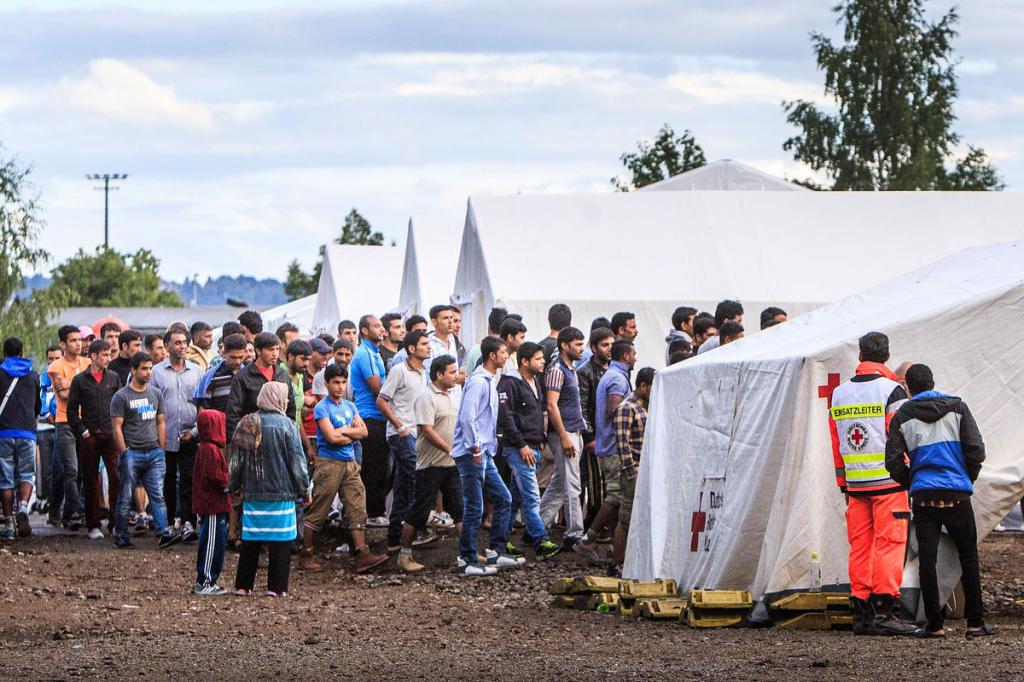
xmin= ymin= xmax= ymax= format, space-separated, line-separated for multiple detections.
xmin=301 ymin=364 xmax=387 ymax=574
xmin=348 ymin=315 xmax=390 ymax=526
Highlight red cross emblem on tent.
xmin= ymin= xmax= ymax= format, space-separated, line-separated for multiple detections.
xmin=690 ymin=492 xmax=706 ymax=552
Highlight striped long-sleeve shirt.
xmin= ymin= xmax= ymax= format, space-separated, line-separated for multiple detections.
xmin=614 ymin=395 xmax=648 ymax=480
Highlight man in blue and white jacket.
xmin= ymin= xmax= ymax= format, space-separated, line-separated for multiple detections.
xmin=885 ymin=363 xmax=996 ymax=639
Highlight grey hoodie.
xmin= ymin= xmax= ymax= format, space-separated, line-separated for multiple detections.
xmin=664 ymin=329 xmax=693 ymax=364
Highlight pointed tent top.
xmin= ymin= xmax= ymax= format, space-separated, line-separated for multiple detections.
xmin=639 ymin=159 xmax=809 ymax=192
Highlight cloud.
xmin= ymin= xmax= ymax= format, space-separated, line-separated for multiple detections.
xmin=55 ymin=58 xmax=218 ymax=133
xmin=665 ymin=70 xmax=825 ymax=105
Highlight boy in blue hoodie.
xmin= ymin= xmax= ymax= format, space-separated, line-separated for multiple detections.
xmin=0 ymin=337 xmax=42 ymax=541
xmin=885 ymin=363 xmax=997 ymax=639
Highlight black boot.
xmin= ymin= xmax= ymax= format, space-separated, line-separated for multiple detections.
xmin=850 ymin=596 xmax=870 ymax=635
xmin=868 ymin=593 xmax=917 ymax=636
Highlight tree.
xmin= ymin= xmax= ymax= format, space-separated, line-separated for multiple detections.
xmin=1 ymin=146 xmax=75 ymax=362
xmin=50 ymin=246 xmax=183 ymax=307
xmin=783 ymin=0 xmax=1003 ymax=191
xmin=284 ymin=208 xmax=386 ymax=299
xmin=613 ymin=124 xmax=706 ymax=191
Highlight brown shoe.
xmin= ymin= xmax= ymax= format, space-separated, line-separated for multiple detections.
xmin=299 ymin=547 xmax=322 ymax=572
xmin=353 ymin=547 xmax=389 ymax=573
xmin=398 ymin=553 xmax=425 ymax=573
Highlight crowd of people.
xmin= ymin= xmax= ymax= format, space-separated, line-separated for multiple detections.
xmin=0 ymin=298 xmax=1002 ymax=637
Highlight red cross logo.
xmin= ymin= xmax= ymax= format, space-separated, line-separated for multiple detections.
xmin=850 ymin=428 xmax=865 ymax=447
xmin=845 ymin=421 xmax=869 ymax=451
xmin=690 ymin=492 xmax=706 ymax=552
xmin=818 ymin=373 xmax=841 ymax=406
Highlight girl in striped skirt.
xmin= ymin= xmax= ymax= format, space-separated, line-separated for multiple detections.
xmin=228 ymin=381 xmax=310 ymax=597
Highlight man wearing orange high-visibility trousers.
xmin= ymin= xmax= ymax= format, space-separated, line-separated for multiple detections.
xmin=828 ymin=332 xmax=916 ymax=636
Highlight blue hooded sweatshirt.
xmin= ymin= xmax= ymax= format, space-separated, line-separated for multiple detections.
xmin=0 ymin=357 xmax=42 ymax=440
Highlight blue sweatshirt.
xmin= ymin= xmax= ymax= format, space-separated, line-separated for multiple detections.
xmin=0 ymin=357 xmax=43 ymax=440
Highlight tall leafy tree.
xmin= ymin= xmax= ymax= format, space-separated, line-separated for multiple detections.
xmin=783 ymin=0 xmax=1002 ymax=190
xmin=284 ymin=208 xmax=386 ymax=299
xmin=613 ymin=124 xmax=706 ymax=191
xmin=1 ymin=147 xmax=74 ymax=362
xmin=50 ymin=247 xmax=183 ymax=307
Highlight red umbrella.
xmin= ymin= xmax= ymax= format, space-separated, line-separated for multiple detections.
xmin=91 ymin=315 xmax=129 ymax=337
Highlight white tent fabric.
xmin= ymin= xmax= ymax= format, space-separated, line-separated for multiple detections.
xmin=260 ymin=294 xmax=317 ymax=336
xmin=453 ymin=191 xmax=1024 ymax=369
xmin=640 ymin=160 xmax=808 ymax=192
xmin=397 ymin=216 xmax=463 ymax=317
xmin=625 ymin=240 xmax=1024 ymax=616
xmin=311 ymin=244 xmax=403 ymax=334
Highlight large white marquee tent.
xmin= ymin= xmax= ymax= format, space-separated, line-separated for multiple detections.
xmin=311 ymin=244 xmax=403 ymax=334
xmin=639 ymin=159 xmax=808 ymax=192
xmin=397 ymin=216 xmax=464 ymax=317
xmin=625 ymin=239 xmax=1024 ymax=617
xmin=451 ymin=191 xmax=1024 ymax=369
xmin=259 ymin=294 xmax=317 ymax=336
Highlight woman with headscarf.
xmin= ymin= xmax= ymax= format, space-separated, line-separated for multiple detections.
xmin=228 ymin=382 xmax=309 ymax=597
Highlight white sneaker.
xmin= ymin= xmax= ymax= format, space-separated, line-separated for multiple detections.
xmin=427 ymin=511 xmax=454 ymax=528
xmin=463 ymin=562 xmax=498 ymax=576
xmin=87 ymin=527 xmax=104 ymax=540
xmin=487 ymin=551 xmax=525 ymax=568
xmin=193 ymin=584 xmax=228 ymax=596
xmin=366 ymin=515 xmax=389 ymax=528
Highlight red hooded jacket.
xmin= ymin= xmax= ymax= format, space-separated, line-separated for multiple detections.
xmin=193 ymin=409 xmax=232 ymax=515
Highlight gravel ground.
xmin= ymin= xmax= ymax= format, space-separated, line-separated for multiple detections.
xmin=2 ymin=518 xmax=1023 ymax=681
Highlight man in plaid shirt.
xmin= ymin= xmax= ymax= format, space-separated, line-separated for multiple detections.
xmin=612 ymin=367 xmax=655 ymax=573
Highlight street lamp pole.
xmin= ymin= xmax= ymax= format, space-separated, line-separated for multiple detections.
xmin=85 ymin=173 xmax=128 ymax=248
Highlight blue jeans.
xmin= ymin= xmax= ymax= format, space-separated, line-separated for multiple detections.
xmin=115 ymin=448 xmax=170 ymax=538
xmin=386 ymin=434 xmax=417 ymax=545
xmin=48 ymin=433 xmax=64 ymax=518
xmin=195 ymin=512 xmax=228 ymax=587
xmin=503 ymin=446 xmax=548 ymax=545
xmin=456 ymin=451 xmax=512 ymax=562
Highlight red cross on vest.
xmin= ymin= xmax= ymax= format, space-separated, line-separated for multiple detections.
xmin=690 ymin=492 xmax=706 ymax=552
xmin=850 ymin=426 xmax=866 ymax=447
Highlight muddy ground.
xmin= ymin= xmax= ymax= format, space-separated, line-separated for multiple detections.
xmin=1 ymin=518 xmax=1022 ymax=681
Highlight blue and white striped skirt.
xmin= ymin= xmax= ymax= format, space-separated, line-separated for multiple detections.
xmin=241 ymin=500 xmax=297 ymax=542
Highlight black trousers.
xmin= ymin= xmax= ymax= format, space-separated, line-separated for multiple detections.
xmin=914 ymin=499 xmax=985 ymax=631
xmin=163 ymin=440 xmax=197 ymax=526
xmin=234 ymin=540 xmax=292 ymax=594
xmin=360 ymin=418 xmax=390 ymax=518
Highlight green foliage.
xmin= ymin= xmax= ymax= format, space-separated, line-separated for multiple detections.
xmin=613 ymin=124 xmax=706 ymax=191
xmin=0 ymin=146 xmax=74 ymax=363
xmin=284 ymin=208 xmax=386 ymax=300
xmin=50 ymin=246 xmax=183 ymax=307
xmin=783 ymin=0 xmax=1002 ymax=190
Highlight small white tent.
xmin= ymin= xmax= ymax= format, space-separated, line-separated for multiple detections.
xmin=452 ymin=191 xmax=1024 ymax=369
xmin=625 ymin=240 xmax=1024 ymax=617
xmin=260 ymin=294 xmax=317 ymax=336
xmin=640 ymin=159 xmax=808 ymax=192
xmin=311 ymin=244 xmax=403 ymax=334
xmin=397 ymin=216 xmax=463 ymax=317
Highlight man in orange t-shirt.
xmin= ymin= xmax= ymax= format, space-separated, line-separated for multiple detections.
xmin=47 ymin=325 xmax=90 ymax=531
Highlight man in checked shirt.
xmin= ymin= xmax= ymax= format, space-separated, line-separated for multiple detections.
xmin=611 ymin=366 xmax=655 ymax=574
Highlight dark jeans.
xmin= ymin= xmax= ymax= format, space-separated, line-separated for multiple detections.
xmin=163 ymin=440 xmax=197 ymax=526
xmin=456 ymin=452 xmax=512 ymax=562
xmin=37 ymin=429 xmax=55 ymax=500
xmin=914 ymin=500 xmax=985 ymax=631
xmin=360 ymin=418 xmax=389 ymax=518
xmin=235 ymin=540 xmax=291 ymax=594
xmin=78 ymin=431 xmax=119 ymax=530
xmin=386 ymin=433 xmax=417 ymax=545
xmin=48 ymin=433 xmax=64 ymax=519
xmin=55 ymin=424 xmax=80 ymax=523
xmin=195 ymin=513 xmax=228 ymax=588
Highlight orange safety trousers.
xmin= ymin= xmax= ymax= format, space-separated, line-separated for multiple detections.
xmin=846 ymin=490 xmax=910 ymax=600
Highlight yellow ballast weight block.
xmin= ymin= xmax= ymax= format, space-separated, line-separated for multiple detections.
xmin=619 ymin=598 xmax=641 ymax=618
xmin=550 ymin=593 xmax=620 ymax=611
xmin=688 ymin=589 xmax=754 ymax=610
xmin=548 ymin=578 xmax=574 ymax=595
xmin=571 ymin=576 xmax=624 ymax=594
xmin=638 ymin=598 xmax=687 ymax=620
xmin=769 ymin=592 xmax=852 ymax=612
xmin=684 ymin=609 xmax=745 ymax=628
xmin=776 ymin=612 xmax=854 ymax=631
xmin=618 ymin=579 xmax=679 ymax=599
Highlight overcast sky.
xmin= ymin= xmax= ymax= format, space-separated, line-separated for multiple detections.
xmin=2 ymin=0 xmax=1021 ymax=280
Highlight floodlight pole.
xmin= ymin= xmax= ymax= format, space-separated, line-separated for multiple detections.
xmin=85 ymin=173 xmax=128 ymax=248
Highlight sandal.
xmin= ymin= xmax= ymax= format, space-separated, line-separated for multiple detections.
xmin=965 ymin=623 xmax=999 ymax=638
xmin=266 ymin=591 xmax=287 ymax=598
xmin=233 ymin=588 xmax=251 ymax=597
xmin=913 ymin=627 xmax=945 ymax=639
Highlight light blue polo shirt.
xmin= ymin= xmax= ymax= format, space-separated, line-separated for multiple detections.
xmin=349 ymin=340 xmax=385 ymax=421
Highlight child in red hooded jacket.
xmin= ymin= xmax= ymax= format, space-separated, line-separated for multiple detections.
xmin=192 ymin=409 xmax=231 ymax=595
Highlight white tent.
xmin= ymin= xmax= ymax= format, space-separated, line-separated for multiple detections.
xmin=311 ymin=244 xmax=403 ymax=334
xmin=625 ymin=240 xmax=1024 ymax=618
xmin=260 ymin=294 xmax=317 ymax=336
xmin=452 ymin=191 xmax=1024 ymax=369
xmin=639 ymin=159 xmax=808 ymax=192
xmin=397 ymin=216 xmax=463 ymax=317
